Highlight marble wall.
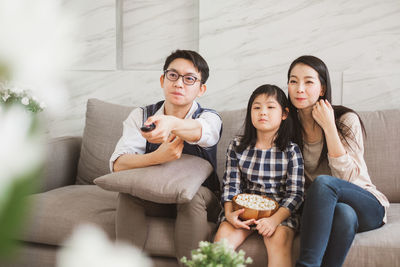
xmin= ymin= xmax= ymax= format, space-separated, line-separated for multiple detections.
xmin=47 ymin=0 xmax=400 ymax=137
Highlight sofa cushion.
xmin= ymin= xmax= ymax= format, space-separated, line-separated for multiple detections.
xmin=237 ymin=204 xmax=400 ymax=267
xmin=94 ymin=154 xmax=213 ymax=204
xmin=343 ymin=203 xmax=400 ymax=267
xmin=21 ymin=185 xmax=118 ymax=246
xmin=76 ymin=99 xmax=133 ymax=185
xmin=359 ymin=109 xmax=400 ymax=202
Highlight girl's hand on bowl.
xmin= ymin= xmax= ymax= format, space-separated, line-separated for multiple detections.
xmin=226 ymin=208 xmax=255 ymax=230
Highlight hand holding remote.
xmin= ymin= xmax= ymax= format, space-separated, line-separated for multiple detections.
xmin=140 ymin=123 xmax=156 ymax=132
xmin=141 ymin=115 xmax=175 ymax=143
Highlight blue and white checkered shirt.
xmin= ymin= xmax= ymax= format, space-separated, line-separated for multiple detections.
xmin=222 ymin=137 xmax=305 ymax=215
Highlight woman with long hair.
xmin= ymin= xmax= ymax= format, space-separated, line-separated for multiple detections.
xmin=287 ymin=55 xmax=389 ymax=267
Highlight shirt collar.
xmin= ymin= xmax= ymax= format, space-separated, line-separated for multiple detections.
xmin=155 ymin=101 xmax=198 ymax=119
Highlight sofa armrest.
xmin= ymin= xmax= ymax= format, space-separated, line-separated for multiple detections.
xmin=39 ymin=136 xmax=82 ymax=192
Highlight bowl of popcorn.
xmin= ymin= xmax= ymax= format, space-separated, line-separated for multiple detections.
xmin=232 ymin=193 xmax=279 ymax=220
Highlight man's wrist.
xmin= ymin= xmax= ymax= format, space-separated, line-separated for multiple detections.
xmin=147 ymin=150 xmax=163 ymax=165
xmin=169 ymin=116 xmax=181 ymax=134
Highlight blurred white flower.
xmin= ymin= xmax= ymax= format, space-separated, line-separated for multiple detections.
xmin=57 ymin=224 xmax=152 ymax=267
xmin=39 ymin=102 xmax=46 ymax=109
xmin=0 ymin=0 xmax=82 ymax=114
xmin=0 ymin=0 xmax=79 ymax=211
xmin=199 ymin=241 xmax=209 ymax=248
xmin=192 ymin=254 xmax=206 ymax=261
xmin=9 ymin=85 xmax=23 ymax=95
xmin=181 ymin=239 xmax=252 ymax=267
xmin=21 ymin=97 xmax=29 ymax=105
xmin=1 ymin=91 xmax=9 ymax=101
xmin=0 ymin=106 xmax=44 ymax=207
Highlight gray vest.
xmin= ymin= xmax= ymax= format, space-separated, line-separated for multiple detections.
xmin=142 ymin=101 xmax=221 ymax=196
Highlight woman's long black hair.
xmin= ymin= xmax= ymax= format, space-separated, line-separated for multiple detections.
xmin=287 ymin=55 xmax=366 ymax=166
xmin=236 ymin=84 xmax=293 ymax=153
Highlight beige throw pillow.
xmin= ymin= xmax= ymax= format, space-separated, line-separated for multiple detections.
xmin=94 ymin=154 xmax=213 ymax=204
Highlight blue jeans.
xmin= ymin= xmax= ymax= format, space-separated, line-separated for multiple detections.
xmin=296 ymin=175 xmax=385 ymax=267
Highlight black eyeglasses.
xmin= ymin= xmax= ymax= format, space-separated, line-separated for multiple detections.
xmin=164 ymin=70 xmax=200 ymax=85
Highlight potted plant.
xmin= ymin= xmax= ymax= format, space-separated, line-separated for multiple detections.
xmin=181 ymin=239 xmax=253 ymax=267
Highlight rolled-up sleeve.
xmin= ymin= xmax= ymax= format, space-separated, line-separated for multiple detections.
xmin=109 ymin=108 xmax=146 ymax=172
xmin=221 ymin=140 xmax=242 ymax=203
xmin=189 ymin=111 xmax=222 ymax=148
xmin=280 ymin=144 xmax=305 ymax=213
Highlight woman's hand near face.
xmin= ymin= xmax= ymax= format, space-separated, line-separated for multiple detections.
xmin=312 ymin=99 xmax=347 ymax=158
xmin=312 ymin=99 xmax=336 ymax=132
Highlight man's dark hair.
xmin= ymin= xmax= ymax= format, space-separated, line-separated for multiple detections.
xmin=163 ymin=50 xmax=209 ymax=84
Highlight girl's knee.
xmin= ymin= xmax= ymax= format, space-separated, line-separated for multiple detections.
xmin=214 ymin=221 xmax=231 ymax=241
xmin=214 ymin=222 xmax=252 ymax=249
xmin=264 ymin=226 xmax=294 ymax=248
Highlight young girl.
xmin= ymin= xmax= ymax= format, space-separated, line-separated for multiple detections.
xmin=214 ymin=84 xmax=305 ymax=267
xmin=287 ymin=55 xmax=389 ymax=267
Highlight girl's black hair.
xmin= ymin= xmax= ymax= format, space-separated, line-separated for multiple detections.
xmin=236 ymin=84 xmax=293 ymax=153
xmin=287 ymin=55 xmax=366 ymax=166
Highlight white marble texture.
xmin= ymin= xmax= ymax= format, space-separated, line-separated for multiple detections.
xmin=46 ymin=70 xmax=162 ymax=137
xmin=122 ymin=0 xmax=198 ymax=70
xmin=199 ymin=0 xmax=400 ymax=72
xmin=46 ymin=0 xmax=400 ymax=137
xmin=64 ymin=0 xmax=116 ymax=70
xmin=343 ymin=71 xmax=400 ymax=111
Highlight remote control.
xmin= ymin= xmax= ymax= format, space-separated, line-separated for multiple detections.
xmin=140 ymin=123 xmax=156 ymax=132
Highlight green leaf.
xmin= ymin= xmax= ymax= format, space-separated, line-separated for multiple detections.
xmin=0 ymin=89 xmax=44 ymax=114
xmin=180 ymin=240 xmax=252 ymax=267
xmin=0 ymin=166 xmax=42 ymax=259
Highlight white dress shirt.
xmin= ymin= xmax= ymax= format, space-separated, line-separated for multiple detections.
xmin=109 ymin=101 xmax=222 ymax=172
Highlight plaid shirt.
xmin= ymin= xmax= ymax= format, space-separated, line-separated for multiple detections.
xmin=222 ymin=137 xmax=305 ymax=214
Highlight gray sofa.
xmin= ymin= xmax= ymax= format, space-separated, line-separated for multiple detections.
xmin=2 ymin=98 xmax=399 ymax=267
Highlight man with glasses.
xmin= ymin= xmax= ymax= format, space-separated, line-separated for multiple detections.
xmin=110 ymin=50 xmax=222 ymax=262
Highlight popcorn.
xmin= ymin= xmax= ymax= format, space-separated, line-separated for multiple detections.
xmin=234 ymin=194 xmax=276 ymax=211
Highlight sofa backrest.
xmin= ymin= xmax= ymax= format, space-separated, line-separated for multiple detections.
xmin=359 ymin=109 xmax=400 ymax=202
xmin=217 ymin=109 xmax=400 ymax=203
xmin=216 ymin=109 xmax=246 ymax=181
xmin=76 ymin=99 xmax=134 ymax=185
xmin=76 ymin=99 xmax=399 ymax=202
